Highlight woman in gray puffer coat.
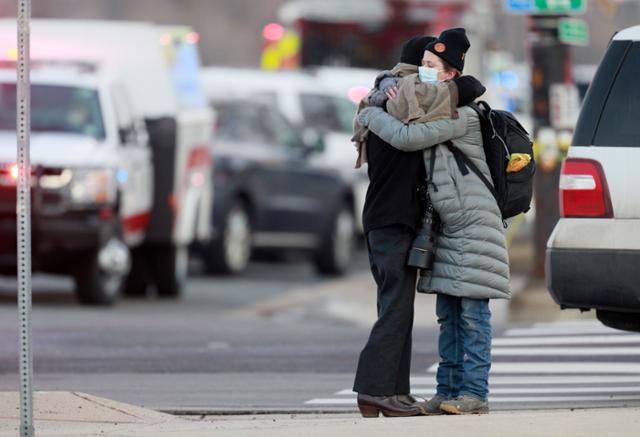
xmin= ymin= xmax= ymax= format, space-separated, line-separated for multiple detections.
xmin=357 ymin=28 xmax=510 ymax=416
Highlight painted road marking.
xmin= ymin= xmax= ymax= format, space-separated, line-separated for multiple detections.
xmin=427 ymin=362 xmax=640 ymax=373
xmin=492 ymin=335 xmax=640 ymax=346
xmin=492 ymin=347 xmax=640 ymax=356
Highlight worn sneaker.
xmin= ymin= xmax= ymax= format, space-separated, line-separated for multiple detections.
xmin=440 ymin=395 xmax=489 ymax=415
xmin=419 ymin=394 xmax=449 ymax=415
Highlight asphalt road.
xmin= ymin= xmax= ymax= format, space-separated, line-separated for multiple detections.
xmin=0 ymin=250 xmax=639 ymax=413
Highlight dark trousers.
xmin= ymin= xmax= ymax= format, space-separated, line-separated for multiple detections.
xmin=353 ymin=225 xmax=417 ymax=396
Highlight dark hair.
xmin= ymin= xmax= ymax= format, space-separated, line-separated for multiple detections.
xmin=442 ymin=59 xmax=461 ymax=78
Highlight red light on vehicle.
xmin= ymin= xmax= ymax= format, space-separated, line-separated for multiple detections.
xmin=559 ymin=158 xmax=613 ymax=218
xmin=262 ymin=23 xmax=285 ymax=42
xmin=186 ymin=32 xmax=200 ymax=44
xmin=9 ymin=164 xmax=18 ymax=180
xmin=348 ymin=86 xmax=370 ymax=104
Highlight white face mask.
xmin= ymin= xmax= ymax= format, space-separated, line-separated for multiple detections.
xmin=418 ymin=66 xmax=441 ymax=84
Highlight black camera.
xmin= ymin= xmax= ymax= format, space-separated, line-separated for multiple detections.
xmin=407 ymin=196 xmax=439 ymax=292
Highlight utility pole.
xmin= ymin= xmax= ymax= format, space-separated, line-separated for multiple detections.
xmin=529 ymin=13 xmax=572 ymax=277
xmin=16 ymin=1 xmax=34 ymax=436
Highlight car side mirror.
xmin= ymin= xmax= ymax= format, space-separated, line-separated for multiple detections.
xmin=118 ymin=125 xmax=135 ymax=145
xmin=119 ymin=123 xmax=148 ymax=146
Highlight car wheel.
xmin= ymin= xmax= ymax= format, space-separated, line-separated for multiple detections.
xmin=206 ymin=201 xmax=252 ymax=275
xmin=153 ymin=245 xmax=188 ymax=298
xmin=314 ymin=203 xmax=355 ymax=276
xmin=74 ymin=249 xmax=126 ymax=306
xmin=596 ymin=310 xmax=640 ymax=333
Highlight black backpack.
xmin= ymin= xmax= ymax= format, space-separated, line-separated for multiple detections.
xmin=442 ymin=101 xmax=535 ymax=221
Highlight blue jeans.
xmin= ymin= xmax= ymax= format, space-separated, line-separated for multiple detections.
xmin=435 ymin=294 xmax=492 ymax=400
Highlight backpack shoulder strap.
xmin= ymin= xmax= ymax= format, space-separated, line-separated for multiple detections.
xmin=426 ymin=147 xmax=439 ymax=192
xmin=468 ymin=101 xmax=483 ymax=119
xmin=444 ymin=141 xmax=499 ymax=203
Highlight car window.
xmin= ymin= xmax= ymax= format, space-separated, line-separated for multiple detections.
xmin=574 ymin=40 xmax=640 ymax=148
xmin=301 ymin=93 xmax=356 ymax=134
xmin=301 ymin=93 xmax=343 ymax=133
xmin=259 ymin=107 xmax=303 ymax=149
xmin=592 ymin=41 xmax=640 ymax=147
xmin=333 ymin=95 xmax=358 ymax=133
xmin=215 ymin=104 xmax=270 ymax=144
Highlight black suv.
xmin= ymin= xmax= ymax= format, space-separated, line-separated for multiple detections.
xmin=199 ymin=99 xmax=356 ymax=276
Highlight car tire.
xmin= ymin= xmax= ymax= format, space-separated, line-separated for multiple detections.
xmin=123 ymin=246 xmax=149 ymax=298
xmin=314 ymin=202 xmax=355 ymax=276
xmin=596 ymin=310 xmax=640 ymax=333
xmin=152 ymin=245 xmax=187 ymax=298
xmin=74 ymin=252 xmax=125 ymax=306
xmin=205 ymin=201 xmax=252 ymax=275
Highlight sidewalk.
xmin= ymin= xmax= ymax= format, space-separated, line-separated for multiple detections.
xmin=0 ymin=392 xmax=637 ymax=437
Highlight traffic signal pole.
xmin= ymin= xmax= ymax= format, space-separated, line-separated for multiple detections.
xmin=16 ymin=1 xmax=34 ymax=436
xmin=529 ymin=14 xmax=572 ymax=277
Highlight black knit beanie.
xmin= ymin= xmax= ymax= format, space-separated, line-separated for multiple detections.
xmin=425 ymin=28 xmax=470 ymax=72
xmin=400 ymin=35 xmax=437 ymax=66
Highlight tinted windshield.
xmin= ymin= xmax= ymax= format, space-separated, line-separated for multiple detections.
xmin=0 ymin=83 xmax=106 ymax=140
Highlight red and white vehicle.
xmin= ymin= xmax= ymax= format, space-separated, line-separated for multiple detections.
xmin=0 ymin=20 xmax=214 ymax=305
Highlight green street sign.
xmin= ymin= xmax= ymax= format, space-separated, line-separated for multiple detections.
xmin=534 ymin=0 xmax=584 ymax=13
xmin=558 ymin=18 xmax=589 ymax=45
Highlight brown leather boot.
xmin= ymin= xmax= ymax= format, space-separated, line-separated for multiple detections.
xmin=357 ymin=393 xmax=425 ymax=418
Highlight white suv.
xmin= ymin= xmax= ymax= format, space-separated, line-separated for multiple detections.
xmin=546 ymin=25 xmax=640 ymax=332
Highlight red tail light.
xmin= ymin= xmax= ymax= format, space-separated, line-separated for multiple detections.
xmin=559 ymin=158 xmax=613 ymax=218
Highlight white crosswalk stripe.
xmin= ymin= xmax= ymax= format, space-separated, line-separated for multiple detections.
xmin=305 ymin=321 xmax=640 ymax=409
xmin=493 ymin=335 xmax=640 ymax=346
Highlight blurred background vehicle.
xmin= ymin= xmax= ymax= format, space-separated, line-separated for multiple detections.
xmin=546 ymin=25 xmax=640 ymax=333
xmin=193 ymin=98 xmax=357 ymax=276
xmin=0 ymin=19 xmax=214 ymax=305
xmin=200 ymin=67 xmax=368 ymax=234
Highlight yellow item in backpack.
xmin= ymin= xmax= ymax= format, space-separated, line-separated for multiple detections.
xmin=506 ymin=153 xmax=532 ymax=173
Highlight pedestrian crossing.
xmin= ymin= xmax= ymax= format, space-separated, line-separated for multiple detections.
xmin=304 ymin=320 xmax=640 ymax=409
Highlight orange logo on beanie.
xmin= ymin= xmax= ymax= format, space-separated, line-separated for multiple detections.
xmin=434 ymin=43 xmax=446 ymax=53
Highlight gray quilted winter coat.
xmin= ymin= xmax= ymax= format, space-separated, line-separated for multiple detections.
xmin=358 ymin=106 xmax=511 ymax=300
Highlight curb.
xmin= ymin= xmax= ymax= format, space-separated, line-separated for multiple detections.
xmin=159 ymin=403 xmax=635 ymax=417
xmin=161 ymin=408 xmax=357 ymax=416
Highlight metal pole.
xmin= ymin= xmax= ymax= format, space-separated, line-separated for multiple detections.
xmin=16 ymin=1 xmax=34 ymax=436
